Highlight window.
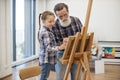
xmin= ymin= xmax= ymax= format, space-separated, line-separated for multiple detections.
xmin=12 ymin=0 xmax=36 ymax=62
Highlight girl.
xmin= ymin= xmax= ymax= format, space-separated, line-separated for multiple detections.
xmin=38 ymin=11 xmax=65 ymax=80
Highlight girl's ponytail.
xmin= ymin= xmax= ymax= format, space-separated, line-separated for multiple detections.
xmin=38 ymin=13 xmax=42 ymax=43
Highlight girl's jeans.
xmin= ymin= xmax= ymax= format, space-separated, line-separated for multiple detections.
xmin=40 ymin=63 xmax=55 ymax=80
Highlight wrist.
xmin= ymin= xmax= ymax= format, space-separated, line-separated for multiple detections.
xmin=58 ymin=46 xmax=60 ymax=50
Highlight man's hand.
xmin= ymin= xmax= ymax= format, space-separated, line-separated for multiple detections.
xmin=63 ymin=38 xmax=68 ymax=43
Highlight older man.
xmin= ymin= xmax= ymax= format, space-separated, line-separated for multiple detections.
xmin=52 ymin=3 xmax=83 ymax=80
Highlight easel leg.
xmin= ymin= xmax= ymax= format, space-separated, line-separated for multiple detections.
xmin=75 ymin=63 xmax=82 ymax=80
xmin=83 ymin=53 xmax=91 ymax=80
xmin=63 ymin=63 xmax=72 ymax=80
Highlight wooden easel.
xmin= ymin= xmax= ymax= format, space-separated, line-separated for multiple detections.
xmin=60 ymin=0 xmax=93 ymax=80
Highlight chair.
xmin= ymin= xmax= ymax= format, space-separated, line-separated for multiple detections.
xmin=19 ymin=65 xmax=41 ymax=80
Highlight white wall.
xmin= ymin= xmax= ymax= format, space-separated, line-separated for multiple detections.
xmin=0 ymin=0 xmax=12 ymax=78
xmin=36 ymin=0 xmax=47 ymax=55
xmin=37 ymin=0 xmax=120 ymax=42
xmin=90 ymin=0 xmax=120 ymax=42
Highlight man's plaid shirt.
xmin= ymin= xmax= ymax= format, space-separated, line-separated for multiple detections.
xmin=52 ymin=16 xmax=83 ymax=46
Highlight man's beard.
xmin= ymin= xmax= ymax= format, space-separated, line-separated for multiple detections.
xmin=59 ymin=16 xmax=71 ymax=27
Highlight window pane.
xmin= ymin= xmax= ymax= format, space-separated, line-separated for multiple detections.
xmin=16 ymin=0 xmax=24 ymax=61
xmin=13 ymin=0 xmax=36 ymax=61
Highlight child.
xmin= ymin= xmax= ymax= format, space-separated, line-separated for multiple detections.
xmin=38 ymin=11 xmax=65 ymax=80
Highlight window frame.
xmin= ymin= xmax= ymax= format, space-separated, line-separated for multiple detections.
xmin=12 ymin=0 xmax=36 ymax=62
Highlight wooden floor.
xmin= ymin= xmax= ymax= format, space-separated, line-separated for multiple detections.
xmin=2 ymin=59 xmax=120 ymax=80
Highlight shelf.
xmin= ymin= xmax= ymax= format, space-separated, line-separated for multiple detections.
xmin=98 ymin=41 xmax=120 ymax=47
xmin=98 ymin=41 xmax=120 ymax=64
xmin=99 ymin=45 xmax=120 ymax=48
xmin=102 ymin=58 xmax=120 ymax=64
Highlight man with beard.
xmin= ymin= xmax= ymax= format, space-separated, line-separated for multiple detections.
xmin=52 ymin=3 xmax=83 ymax=80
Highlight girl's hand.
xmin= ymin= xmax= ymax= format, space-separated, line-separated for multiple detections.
xmin=59 ymin=43 xmax=66 ymax=50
